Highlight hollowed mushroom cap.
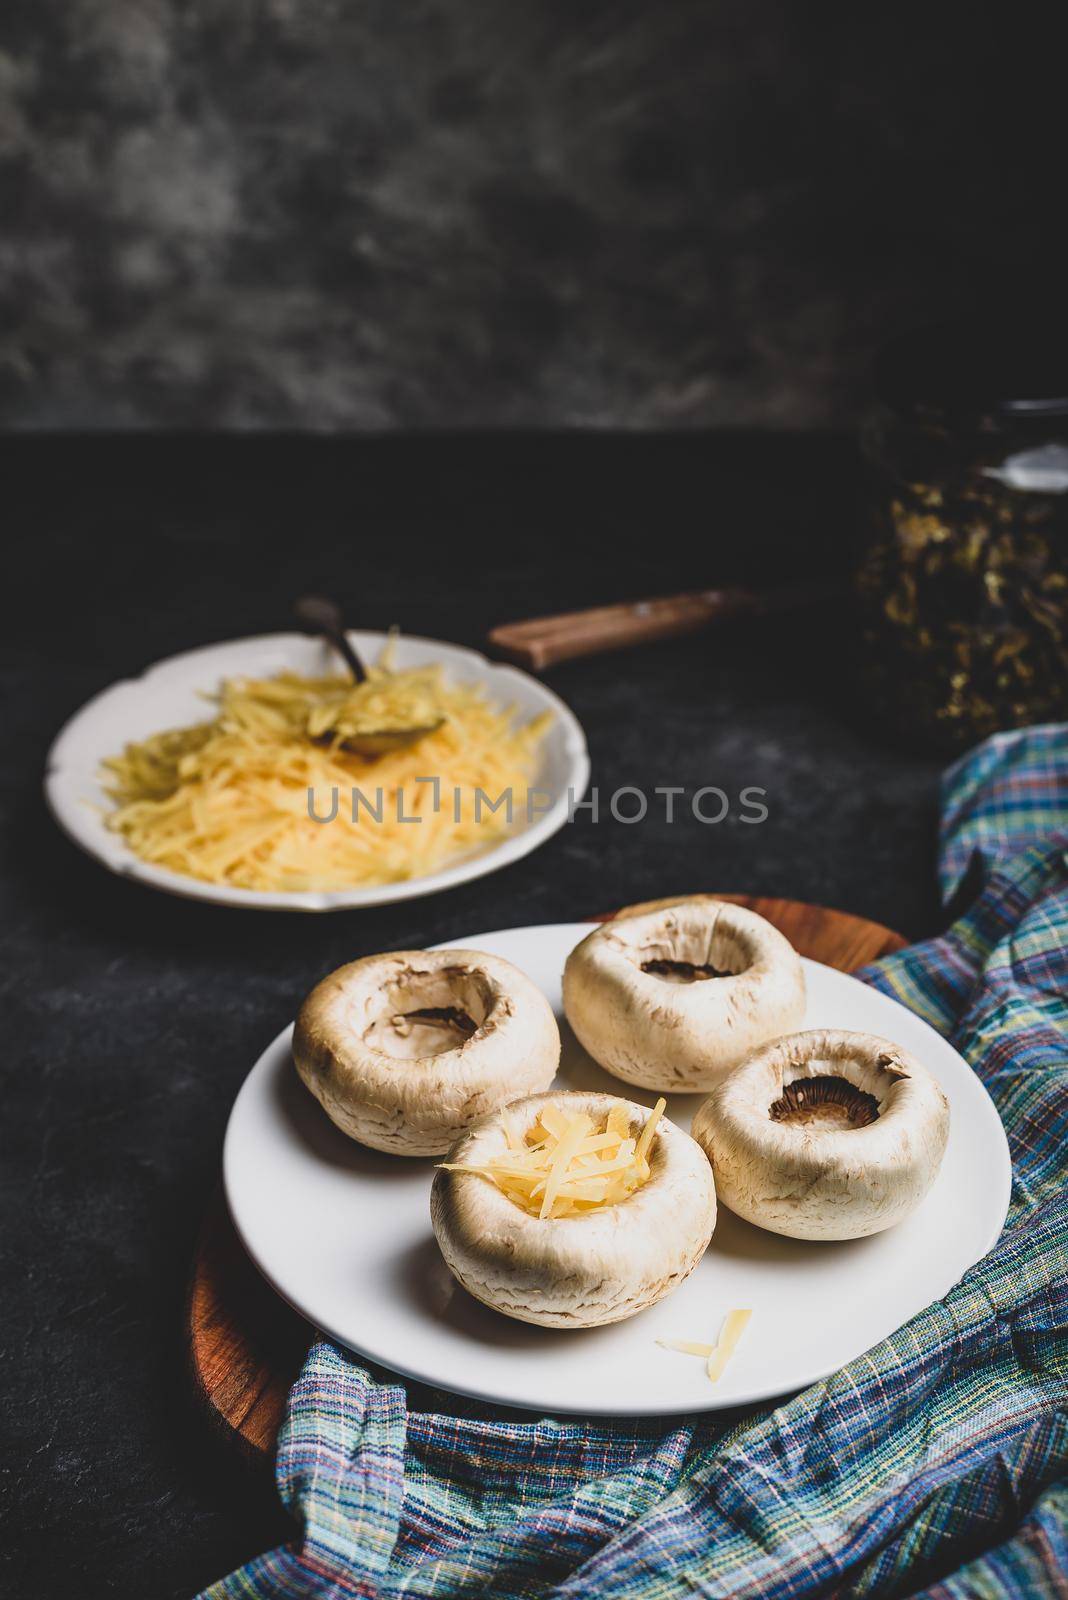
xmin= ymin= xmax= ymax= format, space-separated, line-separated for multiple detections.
xmin=562 ymin=899 xmax=806 ymax=1092
xmin=431 ymin=1090 xmax=717 ymax=1327
xmin=293 ymin=949 xmax=560 ymax=1156
xmin=691 ymin=1028 xmax=950 ymax=1240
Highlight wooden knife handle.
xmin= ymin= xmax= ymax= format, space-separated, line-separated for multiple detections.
xmin=488 ymin=582 xmax=832 ymax=671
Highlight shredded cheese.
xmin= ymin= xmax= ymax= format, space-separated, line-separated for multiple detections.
xmin=706 ymin=1309 xmax=752 ymax=1381
xmin=101 ymin=649 xmax=551 ymax=893
xmin=441 ymin=1097 xmax=667 ymax=1220
xmin=657 ymin=1338 xmax=717 ymax=1358
xmin=658 ymin=1308 xmax=752 ymax=1383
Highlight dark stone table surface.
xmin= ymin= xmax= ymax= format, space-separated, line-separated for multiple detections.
xmin=4 ymin=6 xmax=1062 ymax=435
xmin=0 ymin=434 xmax=944 ymax=1598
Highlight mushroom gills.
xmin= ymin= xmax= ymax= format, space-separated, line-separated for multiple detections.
xmin=641 ymin=958 xmax=731 ymax=983
xmin=392 ymin=1006 xmax=477 ymax=1037
xmin=362 ymin=965 xmax=493 ymax=1059
xmin=631 ymin=924 xmax=747 ymax=983
xmin=367 ymin=1005 xmax=479 ymax=1058
xmin=769 ymin=1074 xmax=880 ymax=1130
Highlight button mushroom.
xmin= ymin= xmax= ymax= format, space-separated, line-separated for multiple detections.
xmin=562 ymin=899 xmax=806 ymax=1092
xmin=431 ymin=1090 xmax=717 ymax=1327
xmin=691 ymin=1028 xmax=950 ymax=1239
xmin=293 ymin=949 xmax=560 ymax=1156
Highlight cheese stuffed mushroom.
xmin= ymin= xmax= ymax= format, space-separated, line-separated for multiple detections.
xmin=431 ymin=1090 xmax=716 ymax=1328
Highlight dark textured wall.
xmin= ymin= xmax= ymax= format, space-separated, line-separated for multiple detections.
xmin=0 ymin=3 xmax=1062 ymax=430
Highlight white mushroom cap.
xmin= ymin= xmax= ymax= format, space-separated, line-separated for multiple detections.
xmin=431 ymin=1090 xmax=717 ymax=1327
xmin=562 ymin=899 xmax=806 ymax=1092
xmin=691 ymin=1028 xmax=950 ymax=1240
xmin=293 ymin=949 xmax=560 ymax=1156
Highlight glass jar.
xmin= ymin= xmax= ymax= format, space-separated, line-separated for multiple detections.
xmin=856 ymin=320 xmax=1068 ymax=752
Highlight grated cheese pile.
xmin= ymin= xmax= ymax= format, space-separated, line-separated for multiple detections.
xmin=659 ymin=1308 xmax=752 ymax=1383
xmin=102 ymin=645 xmax=551 ymax=893
xmin=440 ymin=1098 xmax=667 ymax=1220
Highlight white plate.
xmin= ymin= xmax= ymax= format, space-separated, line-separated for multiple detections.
xmin=223 ymin=922 xmax=1012 ymax=1416
xmin=44 ymin=633 xmax=589 ymax=911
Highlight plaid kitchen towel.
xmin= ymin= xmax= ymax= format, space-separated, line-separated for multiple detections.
xmin=201 ymin=726 xmax=1068 ymax=1600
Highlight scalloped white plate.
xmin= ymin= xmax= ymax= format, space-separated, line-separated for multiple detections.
xmin=44 ymin=633 xmax=589 ymax=911
xmin=223 ymin=922 xmax=1012 ymax=1416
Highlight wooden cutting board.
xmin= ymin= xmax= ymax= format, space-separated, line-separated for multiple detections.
xmin=187 ymin=895 xmax=906 ymax=1460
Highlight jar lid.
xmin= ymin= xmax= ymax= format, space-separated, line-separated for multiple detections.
xmin=875 ymin=318 xmax=1068 ymax=427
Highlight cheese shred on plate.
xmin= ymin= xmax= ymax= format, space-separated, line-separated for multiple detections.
xmin=658 ymin=1308 xmax=752 ymax=1383
xmin=440 ymin=1098 xmax=667 ymax=1220
xmin=102 ymin=642 xmax=551 ymax=893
